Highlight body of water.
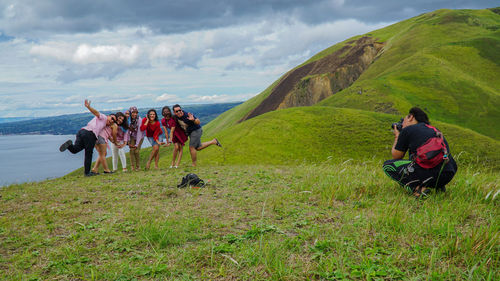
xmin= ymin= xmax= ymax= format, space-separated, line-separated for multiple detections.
xmin=0 ymin=134 xmax=152 ymax=187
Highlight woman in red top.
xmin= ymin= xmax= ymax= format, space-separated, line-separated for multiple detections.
xmin=161 ymin=106 xmax=188 ymax=168
xmin=140 ymin=109 xmax=164 ymax=169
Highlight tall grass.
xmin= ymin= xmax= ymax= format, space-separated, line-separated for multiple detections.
xmin=1 ymin=162 xmax=498 ymax=280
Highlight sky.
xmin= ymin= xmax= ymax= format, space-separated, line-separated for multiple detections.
xmin=0 ymin=0 xmax=497 ymax=117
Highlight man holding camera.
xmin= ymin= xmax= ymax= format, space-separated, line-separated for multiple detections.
xmin=383 ymin=107 xmax=457 ymax=198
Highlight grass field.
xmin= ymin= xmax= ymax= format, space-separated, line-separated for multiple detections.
xmin=1 ymin=162 xmax=498 ymax=280
xmin=1 ymin=7 xmax=499 ymax=280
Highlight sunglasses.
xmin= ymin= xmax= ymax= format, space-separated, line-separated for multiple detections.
xmin=174 ymin=110 xmax=182 ymax=113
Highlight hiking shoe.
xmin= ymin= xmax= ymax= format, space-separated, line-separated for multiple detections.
xmin=414 ymin=187 xmax=432 ymax=200
xmin=85 ymin=171 xmax=99 ymax=177
xmin=215 ymin=138 xmax=222 ymax=147
xmin=59 ymin=140 xmax=72 ymax=152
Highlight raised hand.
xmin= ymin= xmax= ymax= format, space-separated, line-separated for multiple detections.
xmin=85 ymin=99 xmax=91 ymax=108
xmin=187 ymin=112 xmax=194 ymax=121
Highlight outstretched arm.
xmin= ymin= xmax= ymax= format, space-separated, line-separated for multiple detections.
xmin=85 ymin=99 xmax=100 ymax=117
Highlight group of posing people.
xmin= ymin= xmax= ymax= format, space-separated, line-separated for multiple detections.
xmin=60 ymin=100 xmax=222 ymax=176
xmin=60 ymin=100 xmax=457 ymax=199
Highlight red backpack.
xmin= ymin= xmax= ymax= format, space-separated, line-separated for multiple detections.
xmin=414 ymin=125 xmax=449 ymax=169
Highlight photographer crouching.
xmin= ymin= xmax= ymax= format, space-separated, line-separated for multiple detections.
xmin=383 ymin=107 xmax=457 ymax=199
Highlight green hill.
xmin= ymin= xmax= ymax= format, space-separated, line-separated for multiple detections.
xmin=201 ymin=107 xmax=500 ymax=169
xmin=206 ymin=8 xmax=500 ymax=140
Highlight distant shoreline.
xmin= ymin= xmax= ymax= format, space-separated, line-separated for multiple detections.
xmin=0 ymin=102 xmax=242 ymax=136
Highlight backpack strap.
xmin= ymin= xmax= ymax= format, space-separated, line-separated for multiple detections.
xmin=425 ymin=124 xmax=449 ymax=162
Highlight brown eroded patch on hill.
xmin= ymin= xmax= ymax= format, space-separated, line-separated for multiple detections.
xmin=240 ymin=36 xmax=385 ymax=122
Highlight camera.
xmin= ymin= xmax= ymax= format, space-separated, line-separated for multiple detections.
xmin=392 ymin=117 xmax=404 ymax=132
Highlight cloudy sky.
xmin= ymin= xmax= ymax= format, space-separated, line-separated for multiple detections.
xmin=0 ymin=0 xmax=496 ymax=117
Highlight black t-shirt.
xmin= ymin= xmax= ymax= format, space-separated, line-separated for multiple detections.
xmin=395 ymin=123 xmax=457 ymax=172
xmin=176 ymin=110 xmax=201 ymax=136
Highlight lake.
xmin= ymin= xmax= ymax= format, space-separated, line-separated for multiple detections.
xmin=0 ymin=134 xmax=152 ymax=187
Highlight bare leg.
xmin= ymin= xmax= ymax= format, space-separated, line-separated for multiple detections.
xmin=196 ymin=139 xmax=217 ymax=151
xmin=146 ymin=145 xmax=159 ymax=170
xmin=175 ymin=144 xmax=183 ymax=167
xmin=189 ymin=146 xmax=197 ymax=167
xmin=92 ymin=145 xmax=101 ymax=173
xmin=93 ymin=144 xmax=108 ymax=173
xmin=171 ymin=144 xmax=178 ymax=167
xmin=98 ymin=143 xmax=111 ymax=172
xmin=154 ymin=146 xmax=160 ymax=169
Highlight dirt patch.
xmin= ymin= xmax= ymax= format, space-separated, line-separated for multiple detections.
xmin=240 ymin=36 xmax=385 ymax=122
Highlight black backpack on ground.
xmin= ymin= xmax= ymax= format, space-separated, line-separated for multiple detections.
xmin=177 ymin=173 xmax=205 ymax=188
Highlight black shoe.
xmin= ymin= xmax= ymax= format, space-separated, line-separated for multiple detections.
xmin=414 ymin=187 xmax=432 ymax=200
xmin=103 ymin=170 xmax=114 ymax=174
xmin=59 ymin=140 xmax=73 ymax=152
xmin=85 ymin=171 xmax=99 ymax=177
xmin=215 ymin=138 xmax=222 ymax=148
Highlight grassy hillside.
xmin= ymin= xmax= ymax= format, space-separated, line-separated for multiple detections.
xmin=1 ymin=163 xmax=499 ymax=280
xmin=318 ymin=8 xmax=500 ymax=139
xmin=206 ymin=8 xmax=500 ymax=139
xmin=201 ymin=106 xmax=499 ymax=169
xmin=203 ymin=81 xmax=279 ymax=135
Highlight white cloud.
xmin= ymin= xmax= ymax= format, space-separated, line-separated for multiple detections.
xmin=155 ymin=93 xmax=178 ymax=102
xmin=151 ymin=42 xmax=186 ymax=60
xmin=186 ymin=94 xmax=229 ymax=103
xmin=74 ymin=44 xmax=140 ymax=65
xmin=30 ymin=43 xmax=141 ymax=65
xmin=29 ymin=42 xmax=74 ymax=61
xmin=106 ymin=94 xmax=152 ymax=103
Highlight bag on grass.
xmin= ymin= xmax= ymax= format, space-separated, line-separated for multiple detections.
xmin=177 ymin=173 xmax=205 ymax=188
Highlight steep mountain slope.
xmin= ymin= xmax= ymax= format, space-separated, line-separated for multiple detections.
xmin=240 ymin=37 xmax=385 ymax=121
xmin=205 ymin=8 xmax=500 ymax=139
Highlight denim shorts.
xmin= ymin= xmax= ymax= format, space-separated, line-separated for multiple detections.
xmin=148 ymin=137 xmax=160 ymax=147
xmin=96 ymin=136 xmax=107 ymax=144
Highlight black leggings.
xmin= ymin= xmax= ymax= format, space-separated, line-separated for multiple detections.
xmin=67 ymin=129 xmax=97 ymax=175
xmin=383 ymin=159 xmax=456 ymax=193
